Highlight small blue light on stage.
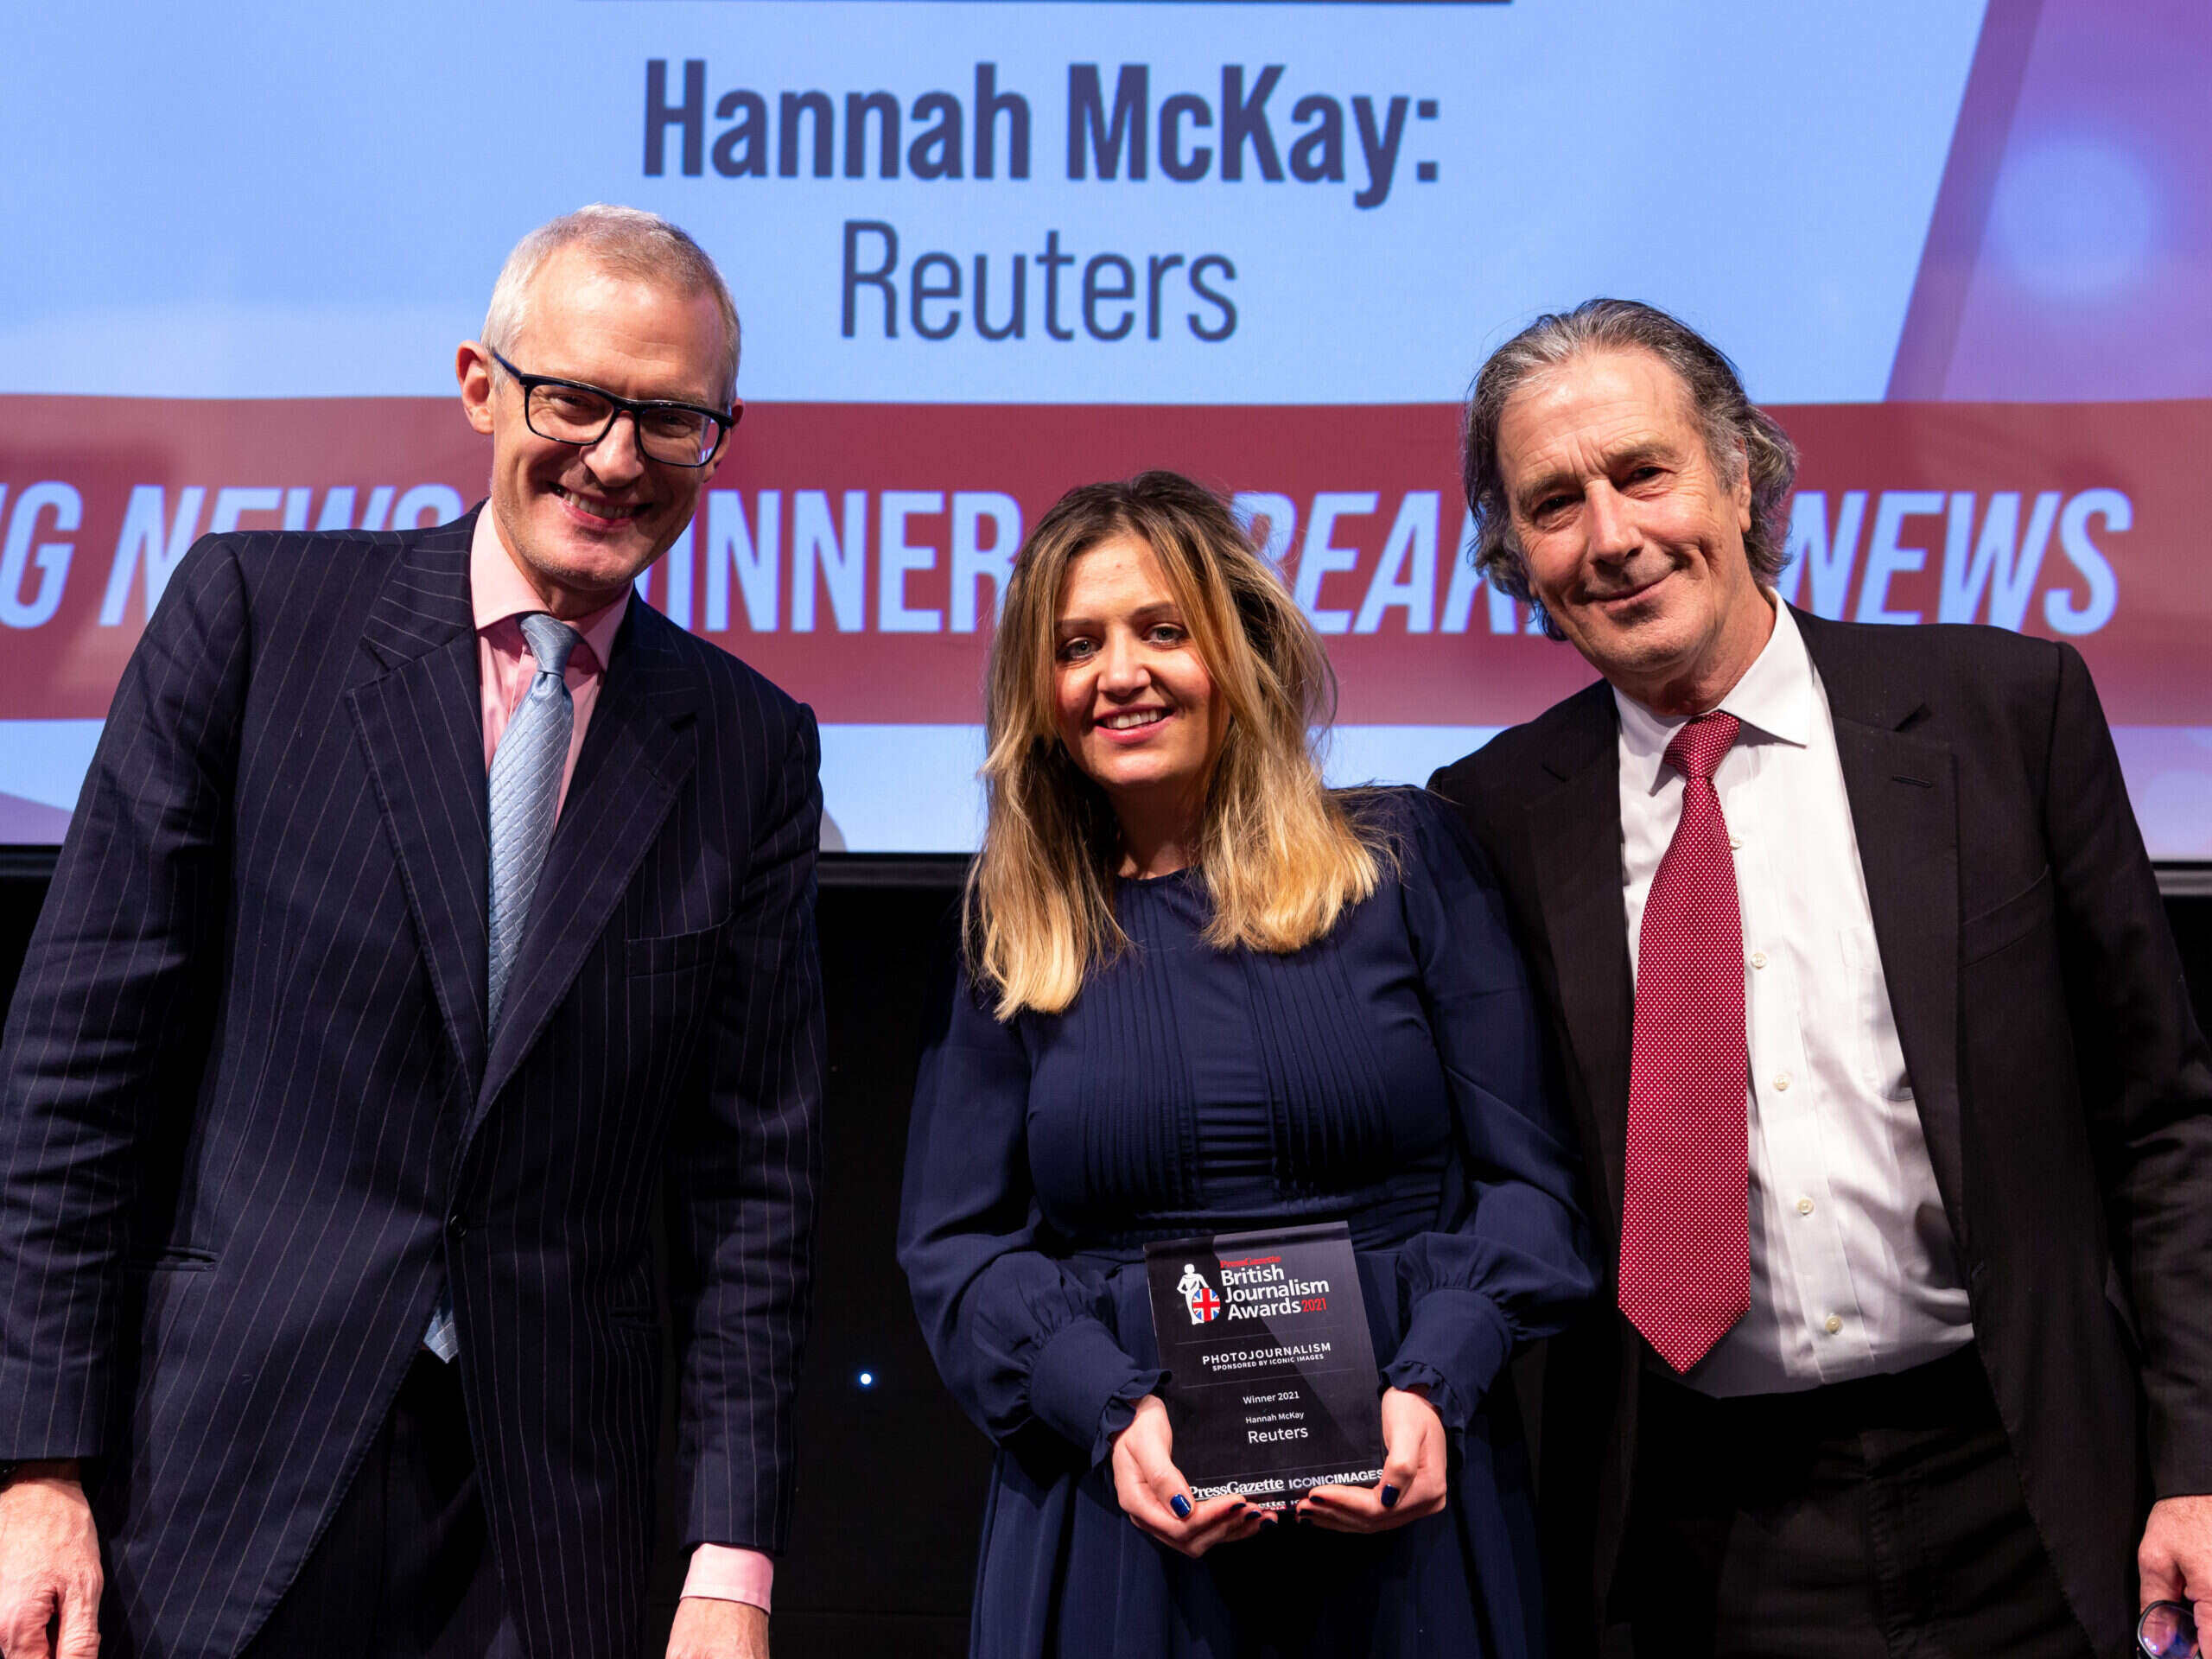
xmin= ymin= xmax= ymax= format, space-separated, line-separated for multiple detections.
xmin=858 ymin=1370 xmax=875 ymax=1388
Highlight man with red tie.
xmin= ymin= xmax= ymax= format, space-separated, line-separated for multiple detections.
xmin=1430 ymin=299 xmax=2212 ymax=1656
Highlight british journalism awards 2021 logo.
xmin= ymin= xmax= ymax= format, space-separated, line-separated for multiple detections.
xmin=1177 ymin=1258 xmax=1334 ymax=1325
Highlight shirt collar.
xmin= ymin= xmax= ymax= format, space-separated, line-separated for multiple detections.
xmin=1613 ymin=595 xmax=1817 ymax=796
xmin=468 ymin=504 xmax=629 ymax=676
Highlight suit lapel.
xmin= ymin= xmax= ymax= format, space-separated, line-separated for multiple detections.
xmin=1796 ymin=609 xmax=1968 ymax=1236
xmin=472 ymin=603 xmax=701 ymax=1131
xmin=344 ymin=518 xmax=491 ymax=1095
xmin=1524 ymin=683 xmax=1635 ymax=1231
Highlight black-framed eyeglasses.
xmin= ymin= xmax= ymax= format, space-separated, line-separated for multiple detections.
xmin=489 ymin=348 xmax=739 ymax=467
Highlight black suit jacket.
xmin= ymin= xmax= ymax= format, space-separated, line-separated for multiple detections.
xmin=0 ymin=512 xmax=824 ymax=1659
xmin=1431 ymin=608 xmax=2212 ymax=1657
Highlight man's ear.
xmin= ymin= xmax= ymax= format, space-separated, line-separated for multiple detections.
xmin=1732 ymin=439 xmax=1753 ymax=534
xmin=457 ymin=342 xmax=497 ymax=437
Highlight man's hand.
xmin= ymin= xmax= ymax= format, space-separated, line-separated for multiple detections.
xmin=1295 ymin=1387 xmax=1448 ymax=1534
xmin=1109 ymin=1395 xmax=1268 ymax=1558
xmin=2140 ymin=1494 xmax=2212 ymax=1638
xmin=0 ymin=1463 xmax=100 ymax=1659
xmin=666 ymin=1596 xmax=767 ymax=1659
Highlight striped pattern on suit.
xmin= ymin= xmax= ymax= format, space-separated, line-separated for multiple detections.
xmin=0 ymin=510 xmax=823 ymax=1659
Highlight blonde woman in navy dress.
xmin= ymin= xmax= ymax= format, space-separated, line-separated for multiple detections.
xmin=899 ymin=473 xmax=1595 ymax=1657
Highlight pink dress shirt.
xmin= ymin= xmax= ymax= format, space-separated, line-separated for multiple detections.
xmin=470 ymin=513 xmax=772 ymax=1614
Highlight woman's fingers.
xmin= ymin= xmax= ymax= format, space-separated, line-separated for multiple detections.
xmin=1112 ymin=1399 xmax=1195 ymax=1529
xmin=1376 ymin=1383 xmax=1449 ymax=1517
xmin=1295 ymin=1387 xmax=1448 ymax=1532
xmin=1127 ymin=1491 xmax=1267 ymax=1556
xmin=1109 ymin=1396 xmax=1271 ymax=1555
xmin=1378 ymin=1405 xmax=1447 ymax=1516
xmin=1109 ymin=1398 xmax=1178 ymax=1519
xmin=1183 ymin=1494 xmax=1269 ymax=1554
xmin=1146 ymin=1448 xmax=1198 ymax=1522
xmin=1112 ymin=1445 xmax=1188 ymax=1535
xmin=1130 ymin=1454 xmax=1267 ymax=1554
xmin=1296 ymin=1474 xmax=1443 ymax=1531
xmin=1294 ymin=1480 xmax=1388 ymax=1529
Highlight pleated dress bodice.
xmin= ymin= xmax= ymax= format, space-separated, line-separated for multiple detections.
xmin=1020 ymin=860 xmax=1458 ymax=1253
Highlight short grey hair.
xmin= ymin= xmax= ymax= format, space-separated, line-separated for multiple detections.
xmin=481 ymin=204 xmax=741 ymax=407
xmin=1461 ymin=298 xmax=1798 ymax=639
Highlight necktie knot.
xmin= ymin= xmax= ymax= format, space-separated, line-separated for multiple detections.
xmin=519 ymin=613 xmax=582 ymax=682
xmin=1664 ymin=710 xmax=1740 ymax=784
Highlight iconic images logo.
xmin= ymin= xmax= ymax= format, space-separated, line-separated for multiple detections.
xmin=1176 ymin=1263 xmax=1223 ymax=1325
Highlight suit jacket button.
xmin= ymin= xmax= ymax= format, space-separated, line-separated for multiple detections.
xmin=448 ymin=1215 xmax=468 ymax=1239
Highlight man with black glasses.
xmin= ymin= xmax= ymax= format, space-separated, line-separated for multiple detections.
xmin=0 ymin=206 xmax=821 ymax=1659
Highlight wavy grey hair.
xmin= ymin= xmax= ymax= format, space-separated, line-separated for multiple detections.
xmin=1460 ymin=298 xmax=1798 ymax=639
xmin=481 ymin=204 xmax=741 ymax=407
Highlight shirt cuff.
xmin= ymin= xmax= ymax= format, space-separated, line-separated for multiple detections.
xmin=682 ymin=1544 xmax=773 ymax=1612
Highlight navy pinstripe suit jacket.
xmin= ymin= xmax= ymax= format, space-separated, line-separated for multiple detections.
xmin=0 ymin=510 xmax=824 ymax=1658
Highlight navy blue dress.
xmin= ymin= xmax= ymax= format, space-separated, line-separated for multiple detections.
xmin=899 ymin=789 xmax=1596 ymax=1658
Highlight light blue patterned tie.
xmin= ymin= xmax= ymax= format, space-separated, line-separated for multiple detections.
xmin=485 ymin=612 xmax=582 ymax=1035
xmin=425 ymin=611 xmax=581 ymax=1363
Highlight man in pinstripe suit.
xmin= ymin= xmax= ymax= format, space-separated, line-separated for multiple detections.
xmin=0 ymin=208 xmax=821 ymax=1659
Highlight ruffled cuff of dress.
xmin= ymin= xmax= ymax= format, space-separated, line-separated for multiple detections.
xmin=1382 ymin=1287 xmax=1513 ymax=1432
xmin=1024 ymin=1314 xmax=1162 ymax=1465
xmin=1090 ymin=1375 xmax=1168 ymax=1468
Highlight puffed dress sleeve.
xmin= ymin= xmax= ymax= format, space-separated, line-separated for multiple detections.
xmin=1379 ymin=790 xmax=1599 ymax=1429
xmin=898 ymin=969 xmax=1164 ymax=1465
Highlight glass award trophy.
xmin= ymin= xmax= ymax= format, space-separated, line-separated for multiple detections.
xmin=1144 ymin=1220 xmax=1387 ymax=1504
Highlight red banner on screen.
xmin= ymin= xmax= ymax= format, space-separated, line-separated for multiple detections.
xmin=0 ymin=396 xmax=2204 ymax=724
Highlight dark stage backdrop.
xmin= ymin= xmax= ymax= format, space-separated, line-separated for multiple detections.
xmin=1 ymin=862 xmax=2209 ymax=1659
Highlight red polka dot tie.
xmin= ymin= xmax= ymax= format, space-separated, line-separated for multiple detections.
xmin=1618 ymin=711 xmax=1748 ymax=1374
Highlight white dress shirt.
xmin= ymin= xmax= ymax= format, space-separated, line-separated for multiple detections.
xmin=1617 ymin=601 xmax=1974 ymax=1396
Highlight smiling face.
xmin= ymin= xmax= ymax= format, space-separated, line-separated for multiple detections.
xmin=1051 ymin=534 xmax=1225 ymax=855
xmin=1498 ymin=346 xmax=1772 ymax=714
xmin=458 ymin=244 xmax=729 ymax=620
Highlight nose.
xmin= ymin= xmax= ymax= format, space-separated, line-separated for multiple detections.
xmin=1582 ymin=480 xmax=1638 ymax=563
xmin=1096 ymin=630 xmax=1150 ymax=696
xmin=581 ymin=410 xmax=649 ymax=484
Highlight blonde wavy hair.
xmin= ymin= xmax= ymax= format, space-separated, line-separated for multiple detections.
xmin=966 ymin=472 xmax=1384 ymax=1019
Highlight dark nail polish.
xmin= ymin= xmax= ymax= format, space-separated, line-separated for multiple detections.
xmin=1259 ymin=1512 xmax=1279 ymax=1527
xmin=1170 ymin=1493 xmax=1193 ymax=1520
xmin=1380 ymin=1484 xmax=1402 ymax=1510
